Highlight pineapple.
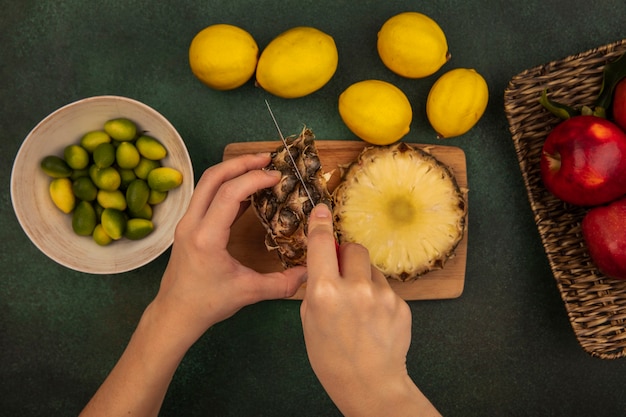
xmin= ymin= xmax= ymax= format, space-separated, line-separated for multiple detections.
xmin=333 ymin=142 xmax=467 ymax=281
xmin=252 ymin=127 xmax=332 ymax=268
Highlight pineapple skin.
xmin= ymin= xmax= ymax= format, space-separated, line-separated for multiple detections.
xmin=333 ymin=142 xmax=467 ymax=281
xmin=251 ymin=127 xmax=332 ymax=268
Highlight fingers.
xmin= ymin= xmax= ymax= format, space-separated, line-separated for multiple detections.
xmin=255 ymin=266 xmax=307 ymax=300
xmin=306 ymin=204 xmax=340 ymax=282
xmin=235 ymin=266 xmax=307 ymax=307
xmin=185 ymin=153 xmax=273 ymax=221
xmin=369 ymin=265 xmax=389 ymax=286
xmin=339 ymin=243 xmax=374 ymax=282
xmin=202 ymin=168 xmax=282 ymax=244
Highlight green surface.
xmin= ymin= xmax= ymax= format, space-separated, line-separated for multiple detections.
xmin=3 ymin=1 xmax=626 ymax=415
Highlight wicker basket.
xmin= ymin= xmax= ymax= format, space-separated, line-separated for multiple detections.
xmin=504 ymin=39 xmax=626 ymax=359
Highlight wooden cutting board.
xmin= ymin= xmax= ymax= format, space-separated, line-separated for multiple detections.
xmin=223 ymin=140 xmax=468 ymax=300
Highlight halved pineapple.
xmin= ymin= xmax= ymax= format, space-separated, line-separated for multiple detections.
xmin=251 ymin=127 xmax=332 ymax=268
xmin=333 ymin=142 xmax=467 ymax=281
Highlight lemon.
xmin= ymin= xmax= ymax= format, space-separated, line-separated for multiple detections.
xmin=72 ymin=201 xmax=97 ymax=236
xmin=338 ymin=80 xmax=412 ymax=145
xmin=255 ymin=27 xmax=338 ymax=98
xmin=189 ymin=24 xmax=259 ymax=91
xmin=49 ymin=178 xmax=75 ymax=214
xmin=377 ymin=12 xmax=450 ymax=78
xmin=426 ymin=68 xmax=489 ymax=138
xmin=92 ymin=224 xmax=113 ymax=246
xmin=147 ymin=167 xmax=183 ymax=192
xmin=104 ymin=118 xmax=137 ymax=141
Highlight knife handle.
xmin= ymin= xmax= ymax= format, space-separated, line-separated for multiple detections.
xmin=334 ymin=240 xmax=341 ymax=274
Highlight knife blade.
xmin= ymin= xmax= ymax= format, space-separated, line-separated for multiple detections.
xmin=264 ymin=100 xmax=316 ymax=206
xmin=264 ymin=100 xmax=341 ymax=270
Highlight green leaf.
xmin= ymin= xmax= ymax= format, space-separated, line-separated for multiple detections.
xmin=539 ymin=89 xmax=579 ymax=119
xmin=595 ymin=52 xmax=626 ymax=111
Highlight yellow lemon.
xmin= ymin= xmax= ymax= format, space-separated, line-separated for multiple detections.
xmin=377 ymin=12 xmax=450 ymax=78
xmin=256 ymin=27 xmax=338 ymax=98
xmin=189 ymin=24 xmax=259 ymax=91
xmin=338 ymin=80 xmax=412 ymax=145
xmin=426 ymin=68 xmax=489 ymax=138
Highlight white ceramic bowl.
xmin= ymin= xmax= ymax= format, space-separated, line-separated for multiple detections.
xmin=10 ymin=96 xmax=194 ymax=274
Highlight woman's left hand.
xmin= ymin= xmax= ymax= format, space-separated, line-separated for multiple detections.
xmin=152 ymin=152 xmax=306 ymax=348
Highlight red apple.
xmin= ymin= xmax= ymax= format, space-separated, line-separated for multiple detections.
xmin=612 ymin=77 xmax=626 ymax=132
xmin=540 ymin=115 xmax=626 ymax=206
xmin=582 ymin=196 xmax=626 ymax=279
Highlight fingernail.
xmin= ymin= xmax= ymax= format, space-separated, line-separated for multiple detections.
xmin=265 ymin=169 xmax=281 ymax=178
xmin=312 ymin=203 xmax=331 ymax=218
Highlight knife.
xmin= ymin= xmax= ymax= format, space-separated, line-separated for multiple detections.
xmin=264 ymin=100 xmax=316 ymax=206
xmin=263 ymin=100 xmax=341 ymax=269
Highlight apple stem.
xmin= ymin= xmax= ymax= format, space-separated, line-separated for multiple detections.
xmin=543 ymin=151 xmax=561 ymax=172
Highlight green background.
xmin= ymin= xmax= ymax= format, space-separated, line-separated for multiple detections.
xmin=3 ymin=1 xmax=626 ymax=415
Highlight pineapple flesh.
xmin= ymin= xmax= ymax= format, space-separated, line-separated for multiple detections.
xmin=333 ymin=142 xmax=467 ymax=281
xmin=252 ymin=127 xmax=332 ymax=268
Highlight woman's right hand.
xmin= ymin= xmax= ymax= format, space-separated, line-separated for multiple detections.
xmin=300 ymin=204 xmax=441 ymax=417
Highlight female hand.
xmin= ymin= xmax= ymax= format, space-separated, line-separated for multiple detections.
xmin=80 ymin=153 xmax=307 ymax=417
xmin=300 ymin=204 xmax=440 ymax=417
xmin=151 ymin=152 xmax=306 ymax=348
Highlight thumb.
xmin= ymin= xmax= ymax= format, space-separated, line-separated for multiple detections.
xmin=253 ymin=267 xmax=307 ymax=300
